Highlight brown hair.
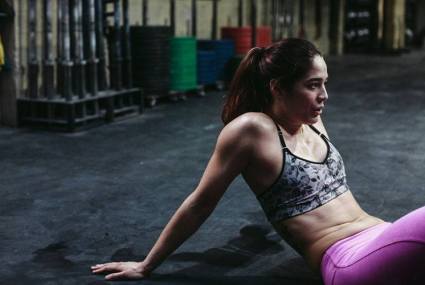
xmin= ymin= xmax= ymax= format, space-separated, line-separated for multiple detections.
xmin=221 ymin=38 xmax=321 ymax=125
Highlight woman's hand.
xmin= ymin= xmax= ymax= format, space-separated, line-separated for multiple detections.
xmin=91 ymin=261 xmax=151 ymax=280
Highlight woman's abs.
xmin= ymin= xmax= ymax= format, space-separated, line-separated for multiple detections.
xmin=272 ymin=191 xmax=386 ymax=271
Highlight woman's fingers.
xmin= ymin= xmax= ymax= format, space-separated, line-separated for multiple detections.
xmin=91 ymin=262 xmax=121 ymax=274
xmin=91 ymin=261 xmax=146 ymax=280
xmin=91 ymin=263 xmax=108 ymax=268
xmin=91 ymin=267 xmax=108 ymax=274
xmin=105 ymin=271 xmax=126 ymax=280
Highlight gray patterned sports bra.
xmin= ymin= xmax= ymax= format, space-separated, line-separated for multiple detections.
xmin=256 ymin=122 xmax=349 ymax=223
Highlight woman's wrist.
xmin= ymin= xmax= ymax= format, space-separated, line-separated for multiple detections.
xmin=137 ymin=260 xmax=155 ymax=275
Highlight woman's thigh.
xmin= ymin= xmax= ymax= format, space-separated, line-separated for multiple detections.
xmin=324 ymin=206 xmax=425 ymax=285
xmin=334 ymin=240 xmax=425 ymax=285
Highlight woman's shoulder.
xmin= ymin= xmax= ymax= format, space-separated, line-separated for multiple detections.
xmin=224 ymin=112 xmax=276 ymax=134
xmin=217 ymin=112 xmax=276 ymax=150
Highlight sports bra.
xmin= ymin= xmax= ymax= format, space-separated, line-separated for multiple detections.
xmin=256 ymin=122 xmax=349 ymax=223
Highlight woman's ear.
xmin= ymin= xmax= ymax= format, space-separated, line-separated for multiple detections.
xmin=269 ymin=79 xmax=286 ymax=99
xmin=269 ymin=79 xmax=279 ymax=96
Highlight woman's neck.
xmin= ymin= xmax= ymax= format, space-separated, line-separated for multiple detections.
xmin=264 ymin=107 xmax=303 ymax=136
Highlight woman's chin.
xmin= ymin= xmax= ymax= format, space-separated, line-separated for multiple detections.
xmin=303 ymin=118 xmax=318 ymax=126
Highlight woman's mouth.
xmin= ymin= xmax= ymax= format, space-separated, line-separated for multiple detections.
xmin=313 ymin=107 xmax=324 ymax=116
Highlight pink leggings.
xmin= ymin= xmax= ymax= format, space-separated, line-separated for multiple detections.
xmin=321 ymin=206 xmax=425 ymax=285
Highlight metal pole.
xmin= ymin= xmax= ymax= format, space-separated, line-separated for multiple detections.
xmin=211 ymin=0 xmax=218 ymax=40
xmin=142 ymin=0 xmax=148 ymax=26
xmin=170 ymin=0 xmax=175 ymax=35
xmin=238 ymin=0 xmax=243 ymax=27
xmin=112 ymin=0 xmax=123 ymax=90
xmin=95 ymin=0 xmax=107 ymax=90
xmin=42 ymin=0 xmax=55 ymax=99
xmin=191 ymin=0 xmax=197 ymax=37
xmin=122 ymin=0 xmax=133 ymax=89
xmin=57 ymin=0 xmax=63 ymax=95
xmin=60 ymin=0 xmax=73 ymax=101
xmin=87 ymin=0 xmax=99 ymax=96
xmin=288 ymin=0 xmax=295 ymax=38
xmin=19 ymin=0 xmax=24 ymax=95
xmin=278 ymin=0 xmax=283 ymax=39
xmin=71 ymin=0 xmax=87 ymax=98
xmin=251 ymin=0 xmax=257 ymax=47
xmin=27 ymin=0 xmax=39 ymax=98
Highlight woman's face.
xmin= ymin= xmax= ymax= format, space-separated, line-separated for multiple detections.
xmin=280 ymin=55 xmax=328 ymax=125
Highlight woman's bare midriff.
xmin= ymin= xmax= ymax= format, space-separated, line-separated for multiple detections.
xmin=271 ymin=190 xmax=386 ymax=272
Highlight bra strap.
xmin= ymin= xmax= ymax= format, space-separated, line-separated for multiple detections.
xmin=274 ymin=122 xmax=288 ymax=150
xmin=309 ymin=125 xmax=329 ymax=141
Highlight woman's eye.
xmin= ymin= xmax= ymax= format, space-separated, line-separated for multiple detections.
xmin=308 ymin=81 xmax=327 ymax=89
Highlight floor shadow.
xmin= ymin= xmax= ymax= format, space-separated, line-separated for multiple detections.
xmin=32 ymin=241 xmax=76 ymax=269
xmin=146 ymin=273 xmax=323 ymax=285
xmin=166 ymin=224 xmax=284 ymax=274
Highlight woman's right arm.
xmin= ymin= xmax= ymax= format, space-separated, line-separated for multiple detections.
xmin=91 ymin=116 xmax=257 ymax=280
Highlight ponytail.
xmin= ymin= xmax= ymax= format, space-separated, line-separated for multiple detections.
xmin=221 ymin=47 xmax=272 ymax=125
xmin=221 ymin=38 xmax=321 ymax=125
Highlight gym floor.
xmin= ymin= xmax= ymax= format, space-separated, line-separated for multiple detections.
xmin=2 ymin=50 xmax=425 ymax=285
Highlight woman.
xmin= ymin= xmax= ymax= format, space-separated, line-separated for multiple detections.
xmin=91 ymin=39 xmax=425 ymax=284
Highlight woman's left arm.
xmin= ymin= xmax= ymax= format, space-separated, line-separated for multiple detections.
xmin=91 ymin=118 xmax=256 ymax=280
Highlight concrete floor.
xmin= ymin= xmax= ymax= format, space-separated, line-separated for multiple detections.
xmin=1 ymin=50 xmax=425 ymax=285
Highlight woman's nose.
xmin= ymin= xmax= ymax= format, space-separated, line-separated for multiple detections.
xmin=318 ymin=86 xmax=328 ymax=101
